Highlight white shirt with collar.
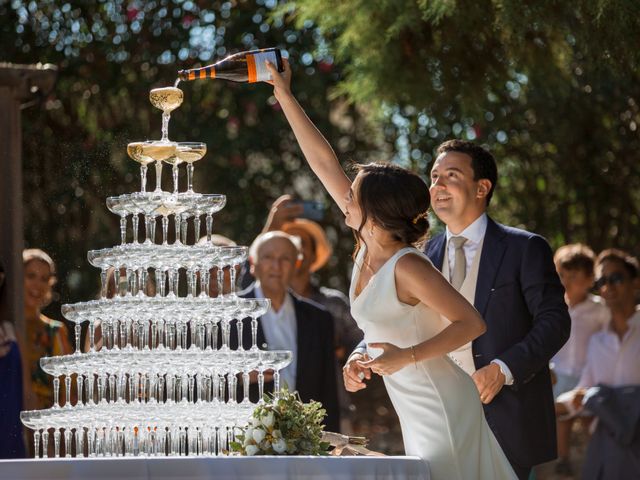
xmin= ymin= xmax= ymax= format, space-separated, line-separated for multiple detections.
xmin=255 ymin=283 xmax=298 ymax=391
xmin=445 ymin=213 xmax=514 ymax=385
xmin=577 ymin=308 xmax=640 ymax=388
xmin=552 ymin=295 xmax=610 ymax=378
xmin=445 ymin=212 xmax=488 ymax=279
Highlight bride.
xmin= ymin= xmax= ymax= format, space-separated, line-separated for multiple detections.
xmin=264 ymin=60 xmax=516 ymax=479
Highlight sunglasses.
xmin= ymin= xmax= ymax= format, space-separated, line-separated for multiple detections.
xmin=594 ymin=272 xmax=627 ymax=290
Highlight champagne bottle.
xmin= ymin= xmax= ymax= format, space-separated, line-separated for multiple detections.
xmin=177 ymin=48 xmax=284 ymax=83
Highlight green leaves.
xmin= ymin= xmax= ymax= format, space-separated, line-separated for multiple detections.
xmin=231 ymin=389 xmax=330 ymax=456
xmin=290 ymin=0 xmax=640 ymax=252
xmin=4 ymin=0 xmax=370 ymax=306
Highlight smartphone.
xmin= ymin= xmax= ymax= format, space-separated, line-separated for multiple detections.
xmin=297 ymin=201 xmax=325 ymax=221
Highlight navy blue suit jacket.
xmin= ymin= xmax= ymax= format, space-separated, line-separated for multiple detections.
xmin=425 ymin=217 xmax=570 ymax=467
xmin=233 ymin=287 xmax=340 ymax=432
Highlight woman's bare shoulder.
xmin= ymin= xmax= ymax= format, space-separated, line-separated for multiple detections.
xmin=395 ymin=249 xmax=437 ymax=277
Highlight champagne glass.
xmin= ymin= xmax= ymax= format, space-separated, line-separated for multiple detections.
xmin=145 ymin=141 xmax=177 ymax=194
xmin=149 ymin=87 xmax=183 ymax=113
xmin=268 ymin=351 xmax=293 ymax=399
xmin=217 ymin=246 xmax=248 ymax=298
xmin=106 ymin=196 xmax=133 ymax=245
xmin=155 ymin=205 xmax=171 ymax=245
xmin=241 ymin=298 xmax=270 ymax=351
xmin=149 ymin=87 xmax=184 ymax=142
xmin=176 ymin=142 xmax=207 ymax=194
xmin=197 ymin=195 xmax=227 ymax=242
xmin=163 ymin=153 xmax=183 ymax=195
xmin=131 ymin=192 xmax=167 ymax=244
xmin=127 ymin=142 xmax=155 ymax=193
xmin=161 ymin=195 xmax=190 ymax=245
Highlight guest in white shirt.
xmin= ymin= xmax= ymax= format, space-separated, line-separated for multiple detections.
xmin=556 ymin=249 xmax=640 ymax=473
xmin=236 ymin=231 xmax=340 ymax=431
xmin=551 ymin=244 xmax=610 ymax=475
xmin=577 ymin=249 xmax=640 ymax=389
xmin=552 ymin=244 xmax=610 ymax=397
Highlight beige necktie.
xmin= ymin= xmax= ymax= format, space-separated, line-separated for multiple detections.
xmin=450 ymin=236 xmax=468 ymax=290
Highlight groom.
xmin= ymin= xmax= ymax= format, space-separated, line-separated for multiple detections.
xmin=344 ymin=140 xmax=570 ymax=479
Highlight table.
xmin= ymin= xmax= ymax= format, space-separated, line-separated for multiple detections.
xmin=0 ymin=456 xmax=429 ymax=480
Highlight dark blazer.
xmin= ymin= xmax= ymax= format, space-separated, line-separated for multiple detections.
xmin=582 ymin=384 xmax=640 ymax=480
xmin=425 ymin=217 xmax=571 ymax=467
xmin=232 ymin=287 xmax=340 ymax=432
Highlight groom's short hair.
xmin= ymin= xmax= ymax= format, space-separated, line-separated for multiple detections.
xmin=436 ymin=140 xmax=498 ymax=206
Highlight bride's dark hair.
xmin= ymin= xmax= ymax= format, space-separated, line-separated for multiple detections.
xmin=352 ymin=163 xmax=430 ymax=259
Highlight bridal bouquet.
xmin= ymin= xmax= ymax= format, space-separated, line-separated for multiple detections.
xmin=230 ymin=390 xmax=330 ymax=456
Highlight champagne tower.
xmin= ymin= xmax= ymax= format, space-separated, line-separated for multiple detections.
xmin=20 ymin=86 xmax=292 ymax=458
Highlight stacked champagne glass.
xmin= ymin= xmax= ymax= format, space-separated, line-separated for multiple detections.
xmin=20 ymin=87 xmax=292 ymax=459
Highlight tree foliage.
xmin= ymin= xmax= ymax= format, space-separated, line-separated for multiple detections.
xmin=291 ymin=0 xmax=640 ymax=252
xmin=1 ymin=0 xmax=375 ymax=307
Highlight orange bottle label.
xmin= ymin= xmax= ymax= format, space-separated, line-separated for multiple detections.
xmin=250 ymin=51 xmax=278 ymax=82
xmin=246 ymin=54 xmax=258 ymax=83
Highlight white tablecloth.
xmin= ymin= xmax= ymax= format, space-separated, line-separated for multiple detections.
xmin=0 ymin=456 xmax=429 ymax=480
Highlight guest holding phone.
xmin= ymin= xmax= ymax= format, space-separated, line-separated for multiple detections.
xmin=260 ymin=195 xmax=363 ymax=356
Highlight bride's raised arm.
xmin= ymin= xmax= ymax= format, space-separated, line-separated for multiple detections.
xmin=265 ymin=59 xmax=351 ymax=214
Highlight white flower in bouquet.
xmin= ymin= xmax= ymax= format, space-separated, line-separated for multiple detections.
xmin=245 ymin=444 xmax=259 ymax=456
xmin=273 ymin=438 xmax=287 ymax=453
xmin=249 ymin=416 xmax=261 ymax=427
xmin=260 ymin=440 xmax=272 ymax=451
xmin=244 ymin=427 xmax=254 ymax=445
xmin=272 ymin=429 xmax=282 ymax=439
xmin=252 ymin=428 xmax=266 ymax=444
xmin=261 ymin=411 xmax=275 ymax=428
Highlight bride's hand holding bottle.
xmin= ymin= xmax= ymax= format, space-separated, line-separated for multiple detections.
xmin=265 ymin=59 xmax=292 ymax=100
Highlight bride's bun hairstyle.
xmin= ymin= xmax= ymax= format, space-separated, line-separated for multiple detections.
xmin=353 ymin=163 xmax=430 ymax=247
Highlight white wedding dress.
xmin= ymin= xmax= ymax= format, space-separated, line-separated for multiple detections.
xmin=350 ymin=247 xmax=516 ymax=480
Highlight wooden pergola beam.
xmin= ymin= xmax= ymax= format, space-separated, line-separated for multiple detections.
xmin=0 ymin=62 xmax=57 ymax=343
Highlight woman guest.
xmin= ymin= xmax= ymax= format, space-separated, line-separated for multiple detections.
xmin=23 ymin=249 xmax=72 ymax=410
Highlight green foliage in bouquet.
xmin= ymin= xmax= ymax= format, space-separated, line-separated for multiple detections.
xmin=230 ymin=389 xmax=331 ymax=456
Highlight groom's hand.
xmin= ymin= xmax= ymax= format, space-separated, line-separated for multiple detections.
xmin=472 ymin=363 xmax=505 ymax=404
xmin=343 ymin=353 xmax=371 ymax=392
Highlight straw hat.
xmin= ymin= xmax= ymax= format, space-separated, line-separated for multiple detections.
xmin=281 ymin=219 xmax=332 ymax=273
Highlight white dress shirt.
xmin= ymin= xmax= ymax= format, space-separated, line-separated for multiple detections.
xmin=255 ymin=284 xmax=298 ymax=391
xmin=445 ymin=213 xmax=488 ymax=279
xmin=445 ymin=214 xmax=515 ymax=384
xmin=577 ymin=308 xmax=640 ymax=388
xmin=552 ymin=295 xmax=610 ymax=377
